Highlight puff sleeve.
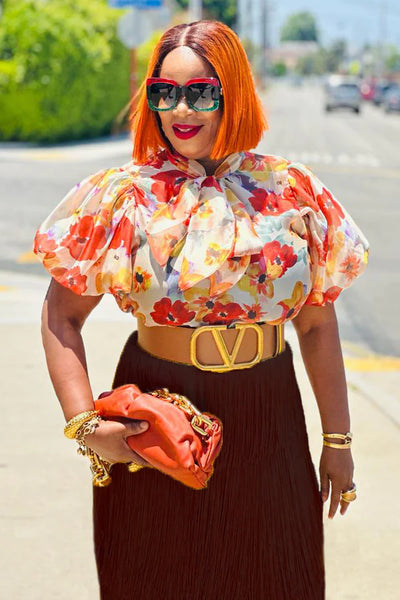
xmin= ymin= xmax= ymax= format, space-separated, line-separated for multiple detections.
xmin=33 ymin=167 xmax=140 ymax=297
xmin=287 ymin=161 xmax=369 ymax=306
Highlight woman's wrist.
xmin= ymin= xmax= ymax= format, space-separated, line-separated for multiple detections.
xmin=322 ymin=431 xmax=353 ymax=449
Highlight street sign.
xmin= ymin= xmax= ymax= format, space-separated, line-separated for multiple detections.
xmin=109 ymin=0 xmax=162 ymax=8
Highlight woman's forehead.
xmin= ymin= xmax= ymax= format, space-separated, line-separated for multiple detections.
xmin=160 ymin=46 xmax=214 ymax=81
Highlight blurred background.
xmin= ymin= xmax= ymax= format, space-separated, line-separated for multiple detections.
xmin=0 ymin=1 xmax=399 ymax=599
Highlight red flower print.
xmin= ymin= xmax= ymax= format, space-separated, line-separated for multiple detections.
xmin=109 ymin=215 xmax=134 ymax=252
xmin=276 ymin=281 xmax=305 ymax=321
xmin=242 ymin=303 xmax=266 ymax=321
xmin=250 ymin=252 xmax=262 ymax=264
xmin=193 ymin=295 xmax=218 ymax=314
xmin=248 ymin=188 xmax=269 ymax=212
xmin=33 ymin=232 xmax=57 ymax=259
xmin=191 ymin=290 xmax=234 ymax=322
xmin=287 ymin=167 xmax=319 ymax=212
xmin=249 ymin=189 xmax=294 ymax=215
xmin=61 ymin=216 xmax=107 ymax=261
xmin=201 ymin=176 xmax=223 ymax=192
xmin=339 ymin=253 xmax=361 ymax=282
xmin=132 ymin=267 xmax=152 ymax=293
xmin=317 ymin=188 xmax=345 ymax=228
xmin=150 ymin=297 xmax=195 ymax=325
xmin=51 ymin=266 xmax=88 ymax=295
xmin=306 ymin=286 xmax=342 ymax=306
xmin=203 ymin=301 xmax=246 ymax=325
xmin=262 ymin=241 xmax=297 ymax=280
xmin=147 ymin=152 xmax=166 ymax=170
xmin=227 ymin=256 xmax=249 ymax=273
xmin=150 ymin=170 xmax=185 ymax=203
xmin=247 ymin=263 xmax=271 ymax=295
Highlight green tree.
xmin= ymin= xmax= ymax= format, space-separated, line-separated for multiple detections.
xmin=385 ymin=44 xmax=400 ymax=72
xmin=295 ymin=51 xmax=326 ymax=76
xmin=175 ymin=0 xmax=237 ymax=28
xmin=271 ymin=62 xmax=287 ymax=77
xmin=0 ymin=0 xmax=130 ymax=142
xmin=280 ymin=11 xmax=319 ymax=43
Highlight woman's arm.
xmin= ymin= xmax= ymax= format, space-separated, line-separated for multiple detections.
xmin=291 ymin=302 xmax=355 ymax=519
xmin=41 ymin=278 xmax=103 ymax=421
xmin=291 ymin=302 xmax=350 ymax=434
xmin=41 ymin=278 xmax=150 ymax=465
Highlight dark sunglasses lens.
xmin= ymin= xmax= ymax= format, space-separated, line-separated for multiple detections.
xmin=148 ymin=83 xmax=177 ymax=110
xmin=187 ymin=84 xmax=219 ymax=110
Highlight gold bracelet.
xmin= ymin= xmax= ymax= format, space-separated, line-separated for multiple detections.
xmin=75 ymin=416 xmax=102 ymax=442
xmin=85 ymin=447 xmax=113 ymax=487
xmin=322 ymin=431 xmax=352 ymax=449
xmin=64 ymin=410 xmax=99 ymax=439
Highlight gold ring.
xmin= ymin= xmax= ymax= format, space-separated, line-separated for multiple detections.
xmin=340 ymin=484 xmax=357 ymax=502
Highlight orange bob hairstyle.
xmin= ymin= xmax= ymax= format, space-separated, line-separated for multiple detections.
xmin=130 ymin=20 xmax=268 ymax=163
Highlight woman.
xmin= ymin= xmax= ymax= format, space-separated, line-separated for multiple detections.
xmin=33 ymin=20 xmax=369 ymax=600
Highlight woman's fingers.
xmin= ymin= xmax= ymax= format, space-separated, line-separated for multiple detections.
xmin=84 ymin=419 xmax=150 ymax=465
xmin=319 ymin=472 xmax=330 ymax=503
xmin=340 ymin=497 xmax=351 ymax=516
xmin=320 ymin=448 xmax=355 ymax=519
xmin=328 ymin=483 xmax=342 ymax=519
xmin=122 ymin=420 xmax=151 ymax=466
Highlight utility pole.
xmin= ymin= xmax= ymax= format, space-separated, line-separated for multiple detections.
xmin=377 ymin=0 xmax=387 ymax=79
xmin=189 ymin=0 xmax=202 ymax=22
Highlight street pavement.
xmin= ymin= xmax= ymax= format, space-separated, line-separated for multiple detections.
xmin=1 ymin=81 xmax=400 ymax=598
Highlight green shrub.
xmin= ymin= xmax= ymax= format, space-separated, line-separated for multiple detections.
xmin=0 ymin=0 xmax=131 ymax=143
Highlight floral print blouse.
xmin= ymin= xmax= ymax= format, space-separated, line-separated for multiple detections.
xmin=33 ymin=148 xmax=369 ymax=327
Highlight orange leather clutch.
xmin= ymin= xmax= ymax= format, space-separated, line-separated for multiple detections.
xmin=95 ymin=384 xmax=223 ymax=490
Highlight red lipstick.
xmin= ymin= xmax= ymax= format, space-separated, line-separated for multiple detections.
xmin=172 ymin=124 xmax=203 ymax=139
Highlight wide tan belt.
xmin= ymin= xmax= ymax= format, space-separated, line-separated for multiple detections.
xmin=137 ymin=319 xmax=285 ymax=373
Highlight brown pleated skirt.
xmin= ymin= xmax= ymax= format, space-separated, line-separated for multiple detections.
xmin=93 ymin=330 xmax=325 ymax=600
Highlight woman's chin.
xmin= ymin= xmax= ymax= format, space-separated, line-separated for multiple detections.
xmin=168 ymin=139 xmax=211 ymax=161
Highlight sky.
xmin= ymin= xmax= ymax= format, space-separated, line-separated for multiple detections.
xmin=269 ymin=0 xmax=400 ymax=50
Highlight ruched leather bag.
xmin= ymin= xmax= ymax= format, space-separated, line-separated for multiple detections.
xmin=95 ymin=384 xmax=223 ymax=490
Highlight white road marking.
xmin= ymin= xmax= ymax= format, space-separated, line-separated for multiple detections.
xmin=284 ymin=151 xmax=381 ymax=167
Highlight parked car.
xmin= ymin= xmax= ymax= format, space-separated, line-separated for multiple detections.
xmin=383 ymin=87 xmax=400 ymax=113
xmin=360 ymin=79 xmax=376 ymax=101
xmin=372 ymin=81 xmax=399 ymax=105
xmin=324 ymin=78 xmax=361 ymax=113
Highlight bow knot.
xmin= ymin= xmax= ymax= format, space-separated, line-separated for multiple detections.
xmin=141 ymin=150 xmax=264 ymax=294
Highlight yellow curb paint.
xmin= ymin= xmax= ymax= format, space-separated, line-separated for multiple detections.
xmin=17 ymin=250 xmax=40 ymax=264
xmin=342 ymin=341 xmax=372 ymax=357
xmin=0 ymin=285 xmax=15 ymax=292
xmin=344 ymin=356 xmax=400 ymax=372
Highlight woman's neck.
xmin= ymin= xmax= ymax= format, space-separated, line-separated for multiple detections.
xmin=196 ymin=156 xmax=227 ymax=176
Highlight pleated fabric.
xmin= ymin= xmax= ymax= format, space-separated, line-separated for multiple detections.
xmin=93 ymin=330 xmax=325 ymax=600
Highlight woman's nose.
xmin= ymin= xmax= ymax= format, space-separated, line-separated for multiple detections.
xmin=173 ymin=95 xmax=194 ymax=116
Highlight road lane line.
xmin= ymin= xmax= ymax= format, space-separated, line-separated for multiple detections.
xmin=344 ymin=356 xmax=400 ymax=371
xmin=17 ymin=251 xmax=40 ymax=264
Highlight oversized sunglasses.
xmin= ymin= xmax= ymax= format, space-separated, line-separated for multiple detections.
xmin=146 ymin=77 xmax=223 ymax=112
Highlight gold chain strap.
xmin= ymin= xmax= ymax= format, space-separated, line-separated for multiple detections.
xmin=149 ymin=388 xmax=214 ymax=437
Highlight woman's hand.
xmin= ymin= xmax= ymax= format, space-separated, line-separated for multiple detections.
xmin=319 ymin=446 xmax=355 ymax=519
xmin=84 ymin=419 xmax=151 ymax=467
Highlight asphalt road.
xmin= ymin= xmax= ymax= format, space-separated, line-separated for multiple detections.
xmin=0 ymin=79 xmax=398 ymax=355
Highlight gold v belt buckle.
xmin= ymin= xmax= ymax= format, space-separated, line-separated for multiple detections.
xmin=189 ymin=323 xmax=264 ymax=373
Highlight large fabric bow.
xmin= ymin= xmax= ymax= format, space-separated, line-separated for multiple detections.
xmin=143 ymin=150 xmax=264 ymax=295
